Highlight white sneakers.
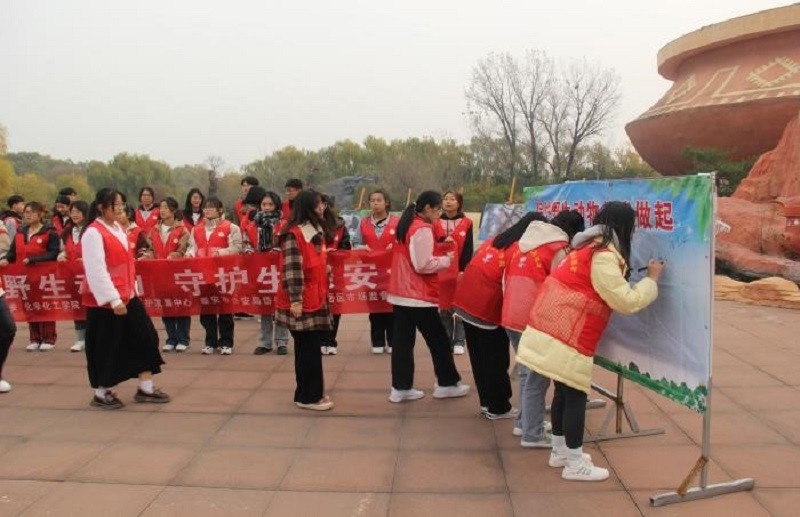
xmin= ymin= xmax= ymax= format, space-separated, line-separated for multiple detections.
xmin=162 ymin=344 xmax=175 ymax=352
xmin=521 ymin=432 xmax=553 ymax=448
xmin=0 ymin=380 xmax=11 ymax=393
xmin=485 ymin=407 xmax=520 ymax=420
xmin=70 ymin=341 xmax=85 ymax=352
xmin=389 ymin=388 xmax=425 ymax=403
xmin=38 ymin=343 xmax=55 ymax=351
xmin=219 ymin=347 xmax=233 ymax=355
xmin=371 ymin=347 xmax=384 ymax=354
xmin=452 ymin=345 xmax=466 ymax=355
xmin=547 ymin=444 xmax=609 ymax=481
xmin=201 ymin=346 xmax=214 ymax=355
xmin=175 ymin=343 xmax=188 ymax=352
xmin=432 ymin=382 xmax=470 ymax=399
xmin=26 ymin=343 xmax=40 ymax=352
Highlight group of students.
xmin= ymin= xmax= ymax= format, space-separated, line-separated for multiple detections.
xmin=0 ymin=180 xmax=666 ymax=484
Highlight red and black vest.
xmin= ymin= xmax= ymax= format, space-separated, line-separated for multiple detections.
xmin=134 ymin=207 xmax=159 ymax=234
xmin=501 ymin=241 xmax=568 ymax=332
xmin=191 ymin=220 xmax=232 ymax=257
xmin=13 ymin=227 xmax=51 ymax=263
xmin=81 ymin=221 xmax=136 ymax=307
xmin=360 ymin=215 xmax=399 ymax=250
xmin=453 ymin=239 xmax=517 ymax=325
xmin=527 ymin=244 xmax=615 ymax=357
xmin=51 ymin=215 xmax=70 ymax=235
xmin=275 ymin=226 xmax=328 ymax=312
xmin=149 ymin=223 xmax=187 ymax=259
xmin=388 ymin=216 xmax=444 ymax=305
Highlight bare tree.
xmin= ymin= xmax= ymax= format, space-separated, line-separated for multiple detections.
xmin=466 ymin=51 xmax=620 ymax=182
xmin=510 ymin=50 xmax=554 ymax=182
xmin=466 ymin=52 xmax=520 ymax=178
xmin=205 ymin=155 xmax=225 ymax=197
xmin=557 ymin=60 xmax=621 ymax=178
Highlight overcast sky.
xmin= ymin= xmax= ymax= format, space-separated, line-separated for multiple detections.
xmin=0 ymin=0 xmax=791 ymax=169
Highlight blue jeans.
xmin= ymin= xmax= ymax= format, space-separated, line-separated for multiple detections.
xmin=259 ymin=315 xmax=288 ymax=350
xmin=163 ymin=316 xmax=191 ymax=346
xmin=507 ymin=329 xmax=550 ymax=441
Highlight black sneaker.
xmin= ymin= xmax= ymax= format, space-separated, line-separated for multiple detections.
xmin=254 ymin=347 xmax=271 ymax=355
xmin=90 ymin=392 xmax=124 ymax=410
xmin=134 ymin=388 xmax=171 ymax=404
xmin=233 ymin=312 xmax=255 ymax=320
xmin=277 ymin=345 xmax=288 ymax=355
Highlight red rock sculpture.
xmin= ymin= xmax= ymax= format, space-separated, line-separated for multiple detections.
xmin=626 ymin=5 xmax=800 ymax=176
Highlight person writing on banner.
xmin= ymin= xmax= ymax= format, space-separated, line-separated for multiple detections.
xmin=386 ymin=190 xmax=470 ymax=403
xmin=434 ymin=190 xmax=473 ymax=355
xmin=274 ymin=190 xmax=334 ymax=411
xmin=185 ymin=197 xmax=243 ymax=355
xmin=182 ymin=188 xmax=205 ymax=232
xmin=320 ymin=193 xmax=351 ymax=356
xmin=359 ymin=189 xmax=399 ymax=355
xmin=452 ymin=212 xmax=547 ymax=420
xmin=134 ymin=187 xmax=159 ymax=234
xmin=144 ymin=197 xmax=191 ymax=353
xmin=57 ymin=200 xmax=91 ymax=352
xmin=81 ymin=187 xmax=168 ymax=410
xmin=502 ymin=210 xmax=585 ymax=446
xmin=0 ymin=202 xmax=60 ymax=351
xmin=243 ymin=188 xmax=290 ymax=356
xmin=517 ymin=201 xmax=665 ymax=481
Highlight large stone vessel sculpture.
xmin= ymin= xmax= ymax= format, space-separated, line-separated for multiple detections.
xmin=626 ymin=5 xmax=800 ymax=175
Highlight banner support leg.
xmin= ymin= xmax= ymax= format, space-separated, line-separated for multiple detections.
xmin=584 ymin=373 xmax=664 ymax=443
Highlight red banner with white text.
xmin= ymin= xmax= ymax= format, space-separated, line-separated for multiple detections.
xmin=0 ymin=249 xmax=420 ymax=322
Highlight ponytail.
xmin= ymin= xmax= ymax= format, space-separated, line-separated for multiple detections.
xmin=395 ymin=190 xmax=442 ymax=243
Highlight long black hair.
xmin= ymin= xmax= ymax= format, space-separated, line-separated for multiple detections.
xmin=396 ymin=190 xmax=442 ymax=243
xmin=592 ymin=201 xmax=636 ymax=268
xmin=492 ymin=212 xmax=547 ymax=250
xmin=280 ymin=190 xmax=326 ymax=243
xmin=85 ymin=188 xmax=125 ymax=234
xmin=184 ymin=188 xmax=205 ymax=216
xmin=63 ymin=200 xmax=89 ymax=241
xmin=551 ymin=209 xmax=586 ymax=242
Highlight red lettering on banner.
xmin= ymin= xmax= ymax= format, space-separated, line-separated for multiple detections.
xmin=636 ymin=200 xmax=652 ymax=229
xmin=654 ymin=201 xmax=675 ymax=231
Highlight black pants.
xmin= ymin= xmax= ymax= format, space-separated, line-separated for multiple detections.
xmin=0 ymin=298 xmax=17 ymax=379
xmin=321 ymin=314 xmax=341 ymax=348
xmin=200 ymin=314 xmax=234 ymax=348
xmin=369 ymin=312 xmax=394 ymax=348
xmin=391 ymin=305 xmax=461 ymax=390
xmin=291 ymin=330 xmax=326 ymax=404
xmin=463 ymin=322 xmax=512 ymax=414
xmin=551 ymin=381 xmax=588 ymax=449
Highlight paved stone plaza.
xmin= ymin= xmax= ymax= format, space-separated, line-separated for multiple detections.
xmin=0 ymin=300 xmax=798 ymax=516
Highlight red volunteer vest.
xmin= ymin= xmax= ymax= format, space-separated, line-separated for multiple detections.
xmin=501 ymin=241 xmax=568 ymax=332
xmin=452 ymin=239 xmax=516 ymax=325
xmin=434 ymin=216 xmax=472 ymax=254
xmin=81 ymin=221 xmax=136 ymax=307
xmin=233 ymin=199 xmax=247 ymax=225
xmin=275 ymin=226 xmax=328 ymax=311
xmin=245 ymin=218 xmax=285 ymax=252
xmin=63 ymin=229 xmax=83 ymax=261
xmin=360 ymin=215 xmax=399 ymax=250
xmin=330 ymin=226 xmax=346 ymax=250
xmin=135 ymin=208 xmax=159 ymax=233
xmin=126 ymin=226 xmax=143 ymax=254
xmin=527 ymin=244 xmax=614 ymax=357
xmin=149 ymin=224 xmax=187 ymax=259
xmin=192 ymin=220 xmax=232 ymax=258
xmin=51 ymin=215 xmax=70 ymax=235
xmin=13 ymin=228 xmax=50 ymax=263
xmin=388 ymin=216 xmax=443 ymax=305
xmin=280 ymin=200 xmax=291 ymax=222
xmin=183 ymin=212 xmax=204 ymax=232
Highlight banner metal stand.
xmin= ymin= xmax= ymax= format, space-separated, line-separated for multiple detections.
xmin=651 ymin=172 xmax=754 ymax=507
xmin=584 ymin=373 xmax=664 ymax=443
